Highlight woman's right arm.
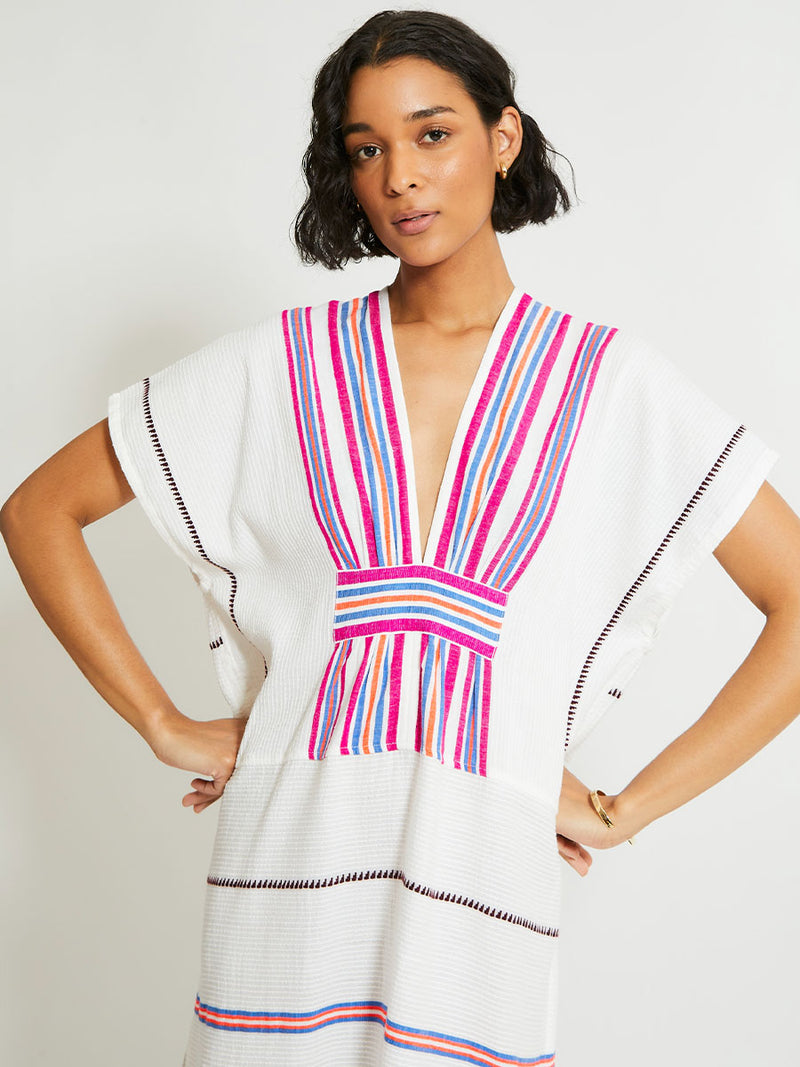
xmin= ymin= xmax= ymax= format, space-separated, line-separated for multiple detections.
xmin=0 ymin=418 xmax=244 ymax=812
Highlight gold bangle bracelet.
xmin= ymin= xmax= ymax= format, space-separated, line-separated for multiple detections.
xmin=590 ymin=788 xmax=636 ymax=845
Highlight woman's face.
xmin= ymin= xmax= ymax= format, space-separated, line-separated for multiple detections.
xmin=341 ymin=57 xmax=520 ymax=269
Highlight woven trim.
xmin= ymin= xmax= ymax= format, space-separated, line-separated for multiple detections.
xmin=564 ymin=425 xmax=746 ymax=749
xmin=193 ymin=994 xmax=556 ymax=1064
xmin=142 ymin=377 xmax=268 ymax=677
xmin=207 ymin=866 xmax=558 ymax=938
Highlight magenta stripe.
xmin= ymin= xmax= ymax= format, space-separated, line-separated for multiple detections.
xmin=441 ymin=641 xmax=461 ymax=751
xmin=464 ymin=312 xmax=571 ymax=577
xmin=339 ymin=635 xmax=372 ymax=754
xmin=328 ymin=298 xmax=379 ymax=567
xmin=478 ymin=657 xmax=492 ymax=776
xmin=336 ymin=563 xmax=507 ymax=606
xmin=283 ymin=308 xmax=340 ymax=565
xmin=415 ymin=634 xmax=427 ymax=753
xmin=282 ymin=307 xmax=359 ymax=568
xmin=454 ymin=648 xmax=473 ymax=776
xmin=439 ymin=642 xmax=460 ymax=760
xmin=307 ymin=642 xmax=339 ymax=759
xmin=368 ymin=290 xmax=415 ymax=563
xmin=497 ymin=324 xmax=605 ymax=586
xmin=334 ymin=617 xmax=499 ymax=660
xmin=303 ymin=305 xmax=361 ymax=567
xmin=433 ymin=293 xmax=532 ymax=570
xmin=387 ymin=631 xmax=404 ymax=749
xmin=505 ymin=326 xmax=617 ymax=590
xmin=334 ymin=603 xmax=501 ymax=635
xmin=324 ymin=642 xmax=351 ymax=757
xmin=481 ymin=320 xmax=594 ymax=587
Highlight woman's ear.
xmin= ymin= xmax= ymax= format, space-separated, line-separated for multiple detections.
xmin=493 ymin=105 xmax=523 ymax=163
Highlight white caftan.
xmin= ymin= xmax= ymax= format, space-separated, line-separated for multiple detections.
xmin=108 ymin=284 xmax=778 ymax=1065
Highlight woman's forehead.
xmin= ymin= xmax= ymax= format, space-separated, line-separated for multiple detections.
xmin=343 ymin=60 xmax=472 ymax=127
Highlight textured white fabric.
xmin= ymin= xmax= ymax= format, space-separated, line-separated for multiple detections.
xmin=108 ymin=284 xmax=778 ymax=1065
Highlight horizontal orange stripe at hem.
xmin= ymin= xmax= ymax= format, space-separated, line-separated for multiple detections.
xmin=194 ymin=995 xmax=556 ymax=1066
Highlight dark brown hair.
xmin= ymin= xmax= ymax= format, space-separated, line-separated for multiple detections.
xmin=293 ymin=9 xmax=576 ymax=270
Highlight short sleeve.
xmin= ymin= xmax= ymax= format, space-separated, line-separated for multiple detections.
xmin=107 ymin=322 xmax=271 ymax=715
xmin=563 ymin=327 xmax=780 ymax=758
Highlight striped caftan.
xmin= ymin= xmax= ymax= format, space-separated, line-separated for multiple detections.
xmin=108 ymin=284 xmax=778 ymax=1065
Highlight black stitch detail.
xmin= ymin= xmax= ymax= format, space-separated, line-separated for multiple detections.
xmin=142 ymin=377 xmax=268 ymax=678
xmin=608 ymin=688 xmax=622 ymax=699
xmin=206 ymin=867 xmax=559 ymax=938
xmin=209 ymin=636 xmax=224 ymax=650
xmin=564 ymin=426 xmax=746 ymax=750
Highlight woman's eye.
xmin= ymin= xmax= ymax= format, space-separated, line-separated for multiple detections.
xmin=422 ymin=127 xmax=450 ymax=144
xmin=352 ymin=144 xmax=380 ymax=161
xmin=350 ymin=128 xmax=450 ymax=162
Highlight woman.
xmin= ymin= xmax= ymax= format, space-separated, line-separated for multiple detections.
xmin=3 ymin=8 xmax=798 ymax=1065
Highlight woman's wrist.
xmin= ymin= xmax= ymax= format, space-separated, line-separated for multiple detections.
xmin=141 ymin=702 xmax=190 ymax=758
xmin=603 ymin=788 xmax=653 ymax=840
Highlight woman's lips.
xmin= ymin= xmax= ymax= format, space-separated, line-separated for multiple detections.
xmin=393 ymin=212 xmax=438 ymax=236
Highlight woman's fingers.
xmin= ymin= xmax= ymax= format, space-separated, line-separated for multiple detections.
xmin=557 ymin=833 xmax=593 ymax=877
xmin=154 ymin=716 xmax=247 ymax=813
xmin=182 ymin=775 xmax=227 ymax=812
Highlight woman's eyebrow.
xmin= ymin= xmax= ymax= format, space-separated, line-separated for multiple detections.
xmin=341 ymin=105 xmax=457 ymax=138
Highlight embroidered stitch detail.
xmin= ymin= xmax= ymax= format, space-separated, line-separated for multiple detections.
xmin=141 ymin=376 xmax=268 ymax=678
xmin=207 ymin=867 xmax=559 ymax=938
xmin=209 ymin=636 xmax=224 ymax=650
xmin=564 ymin=425 xmax=747 ymax=749
xmin=608 ymin=688 xmax=622 ymax=699
xmin=193 ymin=995 xmax=556 ymax=1064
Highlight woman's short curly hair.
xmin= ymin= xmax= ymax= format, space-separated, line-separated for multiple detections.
xmin=292 ymin=9 xmax=576 ymax=270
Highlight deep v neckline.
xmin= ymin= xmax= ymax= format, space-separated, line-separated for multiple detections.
xmin=375 ymin=283 xmax=523 ymax=566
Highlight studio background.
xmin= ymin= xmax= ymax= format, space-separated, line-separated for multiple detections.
xmin=2 ymin=1 xmax=798 ymax=1063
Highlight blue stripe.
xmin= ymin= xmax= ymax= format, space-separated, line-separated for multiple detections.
xmin=336 ymin=580 xmax=506 ymax=619
xmin=454 ymin=307 xmax=562 ymax=572
xmin=339 ymin=301 xmax=389 ymax=565
xmin=371 ymin=641 xmax=391 ymax=752
xmin=320 ymin=644 xmax=348 ymax=757
xmin=435 ymin=635 xmax=447 ymax=759
xmin=419 ymin=634 xmax=436 ymax=728
xmin=356 ymin=299 xmax=399 ymax=562
xmin=357 ymin=298 xmax=403 ymax=564
xmin=295 ymin=312 xmax=358 ymax=570
xmin=195 ymin=997 xmax=551 ymax=1065
xmin=490 ymin=325 xmax=606 ymax=583
xmin=447 ymin=301 xmax=539 ymax=566
xmin=349 ymin=639 xmax=371 ymax=752
xmin=335 ymin=604 xmax=500 ymax=643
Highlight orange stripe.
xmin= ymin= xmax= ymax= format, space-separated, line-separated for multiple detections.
xmin=338 ymin=591 xmax=500 ymax=630
xmin=497 ymin=326 xmax=599 ymax=585
xmin=350 ymin=299 xmax=393 ymax=560
xmin=464 ymin=308 xmax=548 ymax=533
xmin=294 ymin=308 xmax=350 ymax=563
xmin=361 ymin=633 xmax=386 ymax=754
xmin=424 ymin=640 xmax=442 ymax=757
xmin=466 ymin=690 xmax=475 ymax=767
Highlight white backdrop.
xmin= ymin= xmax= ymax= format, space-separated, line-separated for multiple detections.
xmin=2 ymin=1 xmax=798 ymax=1064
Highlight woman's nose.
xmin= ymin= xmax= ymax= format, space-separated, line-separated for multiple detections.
xmin=383 ymin=146 xmax=421 ymax=196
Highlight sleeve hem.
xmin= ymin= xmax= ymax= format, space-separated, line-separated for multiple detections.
xmin=107 ymin=387 xmax=196 ymax=570
xmin=637 ymin=435 xmax=779 ymax=640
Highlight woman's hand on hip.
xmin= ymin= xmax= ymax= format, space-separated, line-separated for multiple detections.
xmin=150 ymin=709 xmax=248 ymax=813
xmin=556 ymin=766 xmax=636 ymax=873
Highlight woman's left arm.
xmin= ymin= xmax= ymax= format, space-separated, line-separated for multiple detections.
xmin=598 ymin=479 xmax=800 ymax=843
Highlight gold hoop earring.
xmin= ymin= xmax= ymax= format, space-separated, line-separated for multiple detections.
xmin=499 ymin=162 xmax=508 ymax=181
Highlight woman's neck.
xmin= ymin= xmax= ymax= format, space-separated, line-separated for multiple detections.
xmin=386 ymin=226 xmax=516 ymax=332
